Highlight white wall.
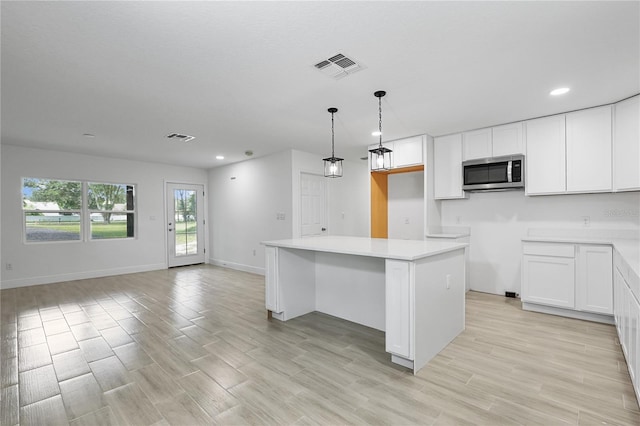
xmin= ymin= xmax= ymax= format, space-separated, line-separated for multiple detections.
xmin=441 ymin=190 xmax=640 ymax=295
xmin=208 ymin=149 xmax=369 ymax=275
xmin=291 ymin=150 xmax=368 ymax=239
xmin=208 ymin=150 xmax=293 ymax=274
xmin=388 ymin=171 xmax=424 ymax=240
xmin=1 ymin=145 xmax=208 ymax=288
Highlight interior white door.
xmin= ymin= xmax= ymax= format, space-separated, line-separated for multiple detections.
xmin=167 ymin=183 xmax=205 ymax=267
xmin=300 ymin=173 xmax=327 ymax=237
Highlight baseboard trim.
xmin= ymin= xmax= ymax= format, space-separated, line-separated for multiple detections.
xmin=208 ymin=258 xmax=265 ymax=276
xmin=0 ymin=263 xmax=167 ymax=289
xmin=522 ymin=302 xmax=614 ymax=325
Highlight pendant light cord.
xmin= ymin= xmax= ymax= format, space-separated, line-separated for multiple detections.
xmin=378 ymin=95 xmax=383 ymax=148
xmin=331 ymin=111 xmax=335 ymax=157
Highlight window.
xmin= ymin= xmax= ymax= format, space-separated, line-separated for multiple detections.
xmin=88 ymin=183 xmax=135 ymax=239
xmin=23 ymin=178 xmax=82 ymax=242
xmin=22 ymin=178 xmax=136 ymax=243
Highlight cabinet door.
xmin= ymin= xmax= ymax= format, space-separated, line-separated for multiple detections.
xmin=264 ymin=246 xmax=280 ymax=312
xmin=385 ymin=260 xmax=413 ymax=358
xmin=576 ymin=245 xmax=613 ymax=314
xmin=434 ymin=134 xmax=465 ymax=199
xmin=393 ymin=136 xmax=424 ymax=168
xmin=462 ymin=128 xmax=492 ymax=160
xmin=615 ymin=268 xmax=624 ymax=335
xmin=566 ymin=105 xmax=612 ymax=192
xmin=614 ymin=96 xmax=640 ymax=191
xmin=525 ymin=115 xmax=566 ymax=195
xmin=522 ymin=255 xmax=575 ymax=308
xmin=629 ymin=292 xmax=639 ymax=384
xmin=492 ymin=122 xmax=524 ymax=157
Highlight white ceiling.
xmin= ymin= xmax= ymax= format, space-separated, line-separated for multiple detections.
xmin=2 ymin=1 xmax=638 ymax=169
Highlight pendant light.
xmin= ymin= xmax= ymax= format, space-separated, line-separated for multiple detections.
xmin=323 ymin=107 xmax=343 ymax=178
xmin=368 ymin=90 xmax=392 ymax=171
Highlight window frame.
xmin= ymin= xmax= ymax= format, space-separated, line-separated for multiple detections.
xmin=86 ymin=181 xmax=137 ymax=242
xmin=21 ymin=177 xmax=137 ymax=244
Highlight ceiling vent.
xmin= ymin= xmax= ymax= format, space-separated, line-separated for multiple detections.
xmin=314 ymin=53 xmax=363 ymax=80
xmin=166 ymin=133 xmax=195 ymax=142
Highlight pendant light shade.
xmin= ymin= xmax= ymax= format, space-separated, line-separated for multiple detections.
xmin=323 ymin=107 xmax=343 ymax=178
xmin=369 ymin=90 xmax=392 ymax=171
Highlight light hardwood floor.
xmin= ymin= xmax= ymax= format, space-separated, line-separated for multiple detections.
xmin=1 ymin=265 xmax=639 ymax=425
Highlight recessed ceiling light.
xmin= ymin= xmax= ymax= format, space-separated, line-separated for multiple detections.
xmin=371 ymin=131 xmax=382 ymax=136
xmin=550 ymin=87 xmax=570 ymax=96
xmin=83 ymin=133 xmax=95 ymax=138
xmin=216 ymin=155 xmax=224 ymax=160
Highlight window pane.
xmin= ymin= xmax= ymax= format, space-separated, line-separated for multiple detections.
xmin=88 ymin=183 xmax=135 ymax=239
xmin=23 ymin=178 xmax=81 ymax=210
xmin=88 ymin=183 xmax=133 ymax=212
xmin=25 ymin=212 xmax=81 ymax=242
xmin=90 ymin=213 xmax=135 ymax=239
xmin=174 ymin=189 xmax=198 ymax=257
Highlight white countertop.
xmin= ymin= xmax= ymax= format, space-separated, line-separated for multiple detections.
xmin=522 ymin=235 xmax=639 ymax=279
xmin=262 ymin=236 xmax=467 ymax=261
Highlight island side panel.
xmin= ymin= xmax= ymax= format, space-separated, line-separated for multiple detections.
xmin=413 ymin=248 xmax=466 ymax=373
xmin=315 ymin=252 xmax=385 ymax=331
xmin=271 ymin=247 xmax=317 ymax=321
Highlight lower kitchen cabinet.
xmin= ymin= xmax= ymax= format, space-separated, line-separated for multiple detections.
xmin=576 ymin=245 xmax=613 ymax=314
xmin=614 ymin=256 xmax=640 ymax=399
xmin=521 ymin=242 xmax=613 ymax=317
xmin=522 ymin=246 xmax=575 ymax=309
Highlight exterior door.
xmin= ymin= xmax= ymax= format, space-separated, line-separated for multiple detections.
xmin=167 ymin=183 xmax=205 ymax=267
xmin=300 ymin=173 xmax=327 ymax=237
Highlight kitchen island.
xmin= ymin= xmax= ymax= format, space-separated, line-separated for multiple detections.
xmin=262 ymin=236 xmax=467 ymax=373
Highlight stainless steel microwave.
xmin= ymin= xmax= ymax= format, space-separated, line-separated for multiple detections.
xmin=462 ymin=154 xmax=524 ymax=191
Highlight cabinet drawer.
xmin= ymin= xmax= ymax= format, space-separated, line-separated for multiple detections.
xmin=523 ymin=243 xmax=575 ymax=258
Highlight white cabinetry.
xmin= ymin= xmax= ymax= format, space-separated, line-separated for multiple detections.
xmin=576 ymin=245 xmax=613 ymax=314
xmin=462 ymin=128 xmax=492 ymax=160
xmin=522 ymin=244 xmax=575 ymax=309
xmin=525 ymin=115 xmax=566 ymax=195
xmin=492 ymin=122 xmax=524 ymax=157
xmin=264 ymin=246 xmax=280 ymax=313
xmin=614 ymin=96 xmax=640 ymax=191
xmin=462 ymin=124 xmax=524 ymax=161
xmin=522 ymin=242 xmax=614 ymax=319
xmin=369 ymin=136 xmax=424 ymax=171
xmin=434 ymin=134 xmax=466 ymax=199
xmin=385 ymin=260 xmax=413 ymax=358
xmin=393 ymin=136 xmax=424 ymax=168
xmin=613 ymin=251 xmax=640 ymax=402
xmin=566 ymin=106 xmax=612 ymax=193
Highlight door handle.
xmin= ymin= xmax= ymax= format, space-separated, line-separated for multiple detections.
xmin=168 ymin=228 xmax=173 ymax=232
xmin=321 ymin=227 xmax=327 ymax=231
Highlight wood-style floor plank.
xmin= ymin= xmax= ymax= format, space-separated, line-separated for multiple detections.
xmin=2 ymin=264 xmax=639 ymax=425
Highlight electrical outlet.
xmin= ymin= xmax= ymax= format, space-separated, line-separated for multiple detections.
xmin=445 ymin=274 xmax=451 ymax=289
xmin=582 ymin=216 xmax=591 ymax=227
xmin=456 ymin=216 xmax=462 ymax=224
xmin=5 ymin=263 xmax=12 ymax=271
xmin=252 ymin=249 xmax=256 ymax=256
xmin=404 ymin=217 xmax=410 ymax=224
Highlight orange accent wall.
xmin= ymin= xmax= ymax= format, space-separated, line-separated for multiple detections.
xmin=370 ymin=173 xmax=388 ymax=238
xmin=370 ymin=165 xmax=425 ymax=238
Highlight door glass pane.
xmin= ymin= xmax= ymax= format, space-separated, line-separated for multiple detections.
xmin=174 ymin=189 xmax=197 ymax=257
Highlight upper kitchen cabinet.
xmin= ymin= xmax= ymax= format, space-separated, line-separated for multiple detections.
xmin=434 ymin=133 xmax=466 ymax=199
xmin=462 ymin=124 xmax=524 ymax=161
xmin=462 ymin=128 xmax=492 ymax=160
xmin=393 ymin=136 xmax=424 ymax=168
xmin=614 ymin=95 xmax=640 ymax=192
xmin=566 ymin=105 xmax=612 ymax=193
xmin=492 ymin=122 xmax=524 ymax=157
xmin=525 ymin=115 xmax=566 ymax=195
xmin=368 ymin=136 xmax=424 ymax=171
